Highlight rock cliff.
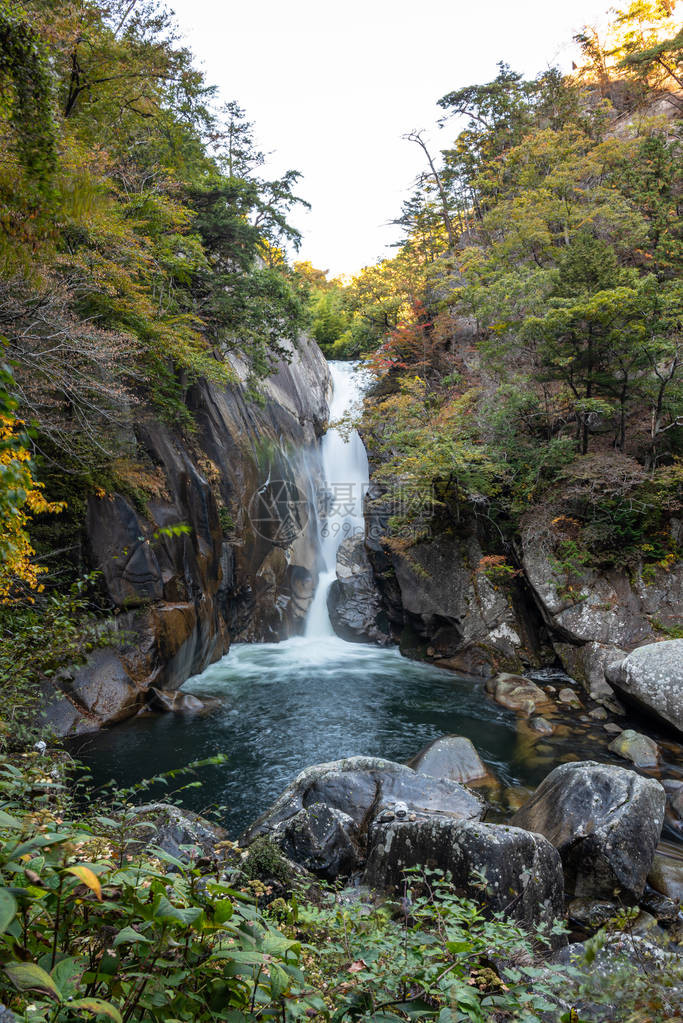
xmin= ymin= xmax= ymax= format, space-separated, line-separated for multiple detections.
xmin=46 ymin=337 xmax=330 ymax=735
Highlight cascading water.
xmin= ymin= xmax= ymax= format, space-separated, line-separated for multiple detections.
xmin=305 ymin=362 xmax=369 ymax=636
xmin=75 ymin=360 xmax=660 ymax=839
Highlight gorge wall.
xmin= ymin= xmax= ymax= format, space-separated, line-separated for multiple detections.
xmin=45 ymin=337 xmax=330 ymax=736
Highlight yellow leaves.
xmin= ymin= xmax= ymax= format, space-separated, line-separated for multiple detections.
xmin=0 ymin=413 xmax=65 ymax=603
xmin=64 ymin=864 xmax=103 ymax=901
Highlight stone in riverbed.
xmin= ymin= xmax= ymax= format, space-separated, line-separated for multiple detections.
xmin=606 ymin=640 xmax=683 ymax=736
xmin=488 ymin=673 xmax=553 ymax=716
xmin=529 ymin=716 xmax=555 ymax=735
xmin=147 ymin=687 xmax=208 ymax=713
xmin=558 ymin=687 xmax=582 ymax=709
xmin=648 ymin=853 xmax=683 ymax=902
xmin=408 ymin=735 xmax=491 ymax=784
xmin=364 ymin=817 xmax=565 ymax=937
xmin=608 ymin=729 xmax=659 ymax=768
xmin=510 ymin=761 xmax=665 ymax=901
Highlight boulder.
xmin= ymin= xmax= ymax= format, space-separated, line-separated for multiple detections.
xmin=241 ymin=756 xmax=484 ymax=850
xmin=271 ymin=803 xmax=363 ymax=879
xmin=606 ymin=640 xmax=683 ymax=735
xmin=607 ymin=729 xmax=659 ymax=768
xmin=364 ymin=818 xmax=564 ymax=936
xmin=510 ymin=761 xmax=665 ymax=901
xmin=553 ymin=642 xmax=624 ymax=701
xmin=146 ymin=687 xmax=209 ymax=714
xmin=487 ymin=673 xmax=553 ymax=716
xmin=327 ymin=536 xmax=390 ymax=644
xmin=408 ymin=736 xmax=490 ymax=784
xmin=558 ymin=687 xmax=582 ymax=709
xmin=648 ymin=853 xmax=683 ymax=902
xmin=125 ymin=803 xmax=227 ymax=860
xmin=59 ymin=648 xmax=141 ymax=728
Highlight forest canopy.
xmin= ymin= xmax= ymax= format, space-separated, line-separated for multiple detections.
xmin=307 ymin=0 xmax=682 ymax=570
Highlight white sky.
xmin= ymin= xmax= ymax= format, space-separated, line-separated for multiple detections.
xmin=170 ymin=0 xmax=614 ymax=276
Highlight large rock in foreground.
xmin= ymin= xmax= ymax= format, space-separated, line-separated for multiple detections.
xmin=511 ymin=762 xmax=665 ymax=901
xmin=364 ymin=818 xmax=564 ymax=936
xmin=606 ymin=640 xmax=683 ymax=736
xmin=241 ymin=756 xmax=484 ymax=867
xmin=269 ymin=803 xmax=364 ymax=880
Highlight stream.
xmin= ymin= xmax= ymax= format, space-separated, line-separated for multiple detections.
xmin=73 ymin=363 xmax=682 ymax=841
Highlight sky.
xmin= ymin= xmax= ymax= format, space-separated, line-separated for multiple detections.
xmin=169 ymin=0 xmax=615 ymax=277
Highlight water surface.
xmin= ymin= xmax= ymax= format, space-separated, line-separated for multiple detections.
xmin=75 ymin=637 xmax=532 ymax=835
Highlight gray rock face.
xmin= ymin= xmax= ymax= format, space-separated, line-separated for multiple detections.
xmin=553 ymin=642 xmax=623 ymax=701
xmin=272 ymin=803 xmax=363 ymax=880
xmin=521 ymin=513 xmax=682 ymax=648
xmin=606 ymin=640 xmax=683 ymax=736
xmin=510 ymin=761 xmax=666 ymax=901
xmin=363 ymin=505 xmax=545 ymax=676
xmin=241 ymin=756 xmax=484 ymax=868
xmin=607 ymin=729 xmax=659 ymax=768
xmin=408 ymin=736 xmax=490 ymax=784
xmin=125 ymin=803 xmax=227 ymax=860
xmin=364 ymin=818 xmax=564 ymax=936
xmin=46 ymin=337 xmax=331 ymax=735
xmin=327 ymin=536 xmax=390 ymax=644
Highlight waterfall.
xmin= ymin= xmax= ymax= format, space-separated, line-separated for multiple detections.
xmin=305 ymin=362 xmax=369 ymax=637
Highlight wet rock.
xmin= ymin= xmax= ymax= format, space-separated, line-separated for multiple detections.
xmin=606 ymin=640 xmax=683 ymax=736
xmin=241 ymin=756 xmax=484 ymax=850
xmin=272 ymin=803 xmax=364 ymax=880
xmin=327 ymin=536 xmax=390 ymax=645
xmin=504 ymin=785 xmax=535 ymax=813
xmin=364 ymin=817 xmax=565 ymax=937
xmin=87 ymin=494 xmax=165 ymax=608
xmin=125 ymin=803 xmax=227 ymax=860
xmin=604 ymin=722 xmax=622 ymax=734
xmin=529 ymin=716 xmax=555 ymax=735
xmin=510 ymin=761 xmax=666 ymax=901
xmin=408 ymin=735 xmax=490 ymax=784
xmin=608 ymin=729 xmax=659 ymax=768
xmin=488 ymin=673 xmax=552 ymax=715
xmin=666 ymin=782 xmax=683 ymax=820
xmin=588 ymin=707 xmax=608 ymax=721
xmin=558 ymin=687 xmax=582 ymax=709
xmin=146 ymin=687 xmax=208 ymax=714
xmin=648 ymin=853 xmax=683 ymax=902
xmin=47 ymin=338 xmax=332 ymax=734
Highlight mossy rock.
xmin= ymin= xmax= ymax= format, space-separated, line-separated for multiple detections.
xmin=241 ymin=835 xmax=297 ymax=887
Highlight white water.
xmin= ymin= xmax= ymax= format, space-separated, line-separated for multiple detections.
xmin=305 ymin=361 xmax=369 ymax=636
